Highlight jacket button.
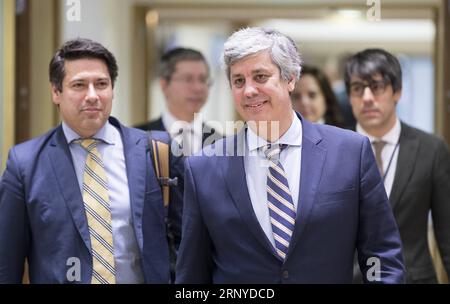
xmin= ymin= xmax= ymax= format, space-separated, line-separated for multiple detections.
xmin=282 ymin=270 xmax=289 ymax=279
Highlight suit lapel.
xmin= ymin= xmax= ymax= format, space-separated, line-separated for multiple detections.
xmin=287 ymin=118 xmax=325 ymax=259
xmin=222 ymin=131 xmax=281 ymax=259
xmin=223 ymin=119 xmax=326 ymax=262
xmin=113 ymin=118 xmax=147 ymax=252
xmin=155 ymin=117 xmax=165 ymax=131
xmin=48 ymin=126 xmax=91 ymax=252
xmin=390 ymin=123 xmax=420 ymax=210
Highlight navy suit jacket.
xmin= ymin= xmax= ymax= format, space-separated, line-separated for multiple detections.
xmin=0 ymin=117 xmax=184 ymax=283
xmin=176 ymin=115 xmax=405 ymax=283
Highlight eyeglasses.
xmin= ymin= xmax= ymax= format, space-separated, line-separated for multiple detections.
xmin=170 ymin=75 xmax=213 ymax=87
xmin=349 ymin=80 xmax=387 ymax=98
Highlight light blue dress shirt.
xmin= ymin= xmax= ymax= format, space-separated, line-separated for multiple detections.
xmin=244 ymin=111 xmax=302 ymax=248
xmin=62 ymin=121 xmax=144 ymax=283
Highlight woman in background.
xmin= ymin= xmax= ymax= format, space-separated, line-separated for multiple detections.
xmin=291 ymin=65 xmax=345 ymax=128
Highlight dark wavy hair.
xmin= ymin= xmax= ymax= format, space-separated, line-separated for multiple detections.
xmin=344 ymin=48 xmax=402 ymax=94
xmin=49 ymin=38 xmax=118 ymax=92
xmin=298 ymin=65 xmax=344 ymax=128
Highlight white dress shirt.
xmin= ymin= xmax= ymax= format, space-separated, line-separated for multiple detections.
xmin=63 ymin=121 xmax=145 ymax=283
xmin=244 ymin=111 xmax=302 ymax=248
xmin=357 ymin=118 xmax=401 ymax=198
xmin=162 ymin=110 xmax=203 ymax=155
xmin=316 ymin=118 xmax=325 ymax=124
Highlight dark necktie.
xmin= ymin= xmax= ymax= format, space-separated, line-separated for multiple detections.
xmin=372 ymin=140 xmax=387 ymax=176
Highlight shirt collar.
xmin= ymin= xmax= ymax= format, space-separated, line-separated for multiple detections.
xmin=63 ymin=120 xmax=116 ymax=145
xmin=162 ymin=110 xmax=203 ymax=137
xmin=247 ymin=110 xmax=303 ymax=152
xmin=356 ymin=118 xmax=401 ymax=145
xmin=316 ymin=118 xmax=325 ymax=125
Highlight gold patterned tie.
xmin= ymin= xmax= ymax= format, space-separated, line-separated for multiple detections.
xmin=78 ymin=139 xmax=116 ymax=284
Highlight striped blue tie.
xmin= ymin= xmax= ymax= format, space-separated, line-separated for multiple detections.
xmin=262 ymin=144 xmax=296 ymax=260
xmin=78 ymin=139 xmax=116 ymax=284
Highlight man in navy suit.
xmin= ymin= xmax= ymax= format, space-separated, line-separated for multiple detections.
xmin=175 ymin=27 xmax=405 ymax=283
xmin=0 ymin=38 xmax=183 ymax=283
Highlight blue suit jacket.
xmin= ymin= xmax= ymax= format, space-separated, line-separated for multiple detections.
xmin=176 ymin=115 xmax=405 ymax=283
xmin=0 ymin=117 xmax=184 ymax=283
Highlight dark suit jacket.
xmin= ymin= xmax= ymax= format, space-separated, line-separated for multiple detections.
xmin=135 ymin=117 xmax=222 ymax=148
xmin=390 ymin=122 xmax=450 ymax=283
xmin=135 ymin=117 xmax=166 ymax=132
xmin=353 ymin=122 xmax=450 ymax=283
xmin=0 ymin=117 xmax=184 ymax=283
xmin=176 ymin=114 xmax=405 ymax=284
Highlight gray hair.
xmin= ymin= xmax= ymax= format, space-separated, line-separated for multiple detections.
xmin=222 ymin=27 xmax=302 ymax=83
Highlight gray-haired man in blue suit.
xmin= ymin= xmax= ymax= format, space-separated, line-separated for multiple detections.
xmin=175 ymin=27 xmax=405 ymax=284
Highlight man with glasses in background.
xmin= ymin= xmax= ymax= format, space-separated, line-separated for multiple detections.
xmin=136 ymin=47 xmax=221 ymax=156
xmin=347 ymin=48 xmax=450 ymax=283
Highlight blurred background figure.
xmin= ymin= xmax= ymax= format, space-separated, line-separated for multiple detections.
xmin=347 ymin=48 xmax=450 ymax=284
xmin=135 ymin=47 xmax=221 ymax=155
xmin=290 ymin=65 xmax=345 ymax=128
xmin=329 ymin=54 xmax=357 ymax=128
